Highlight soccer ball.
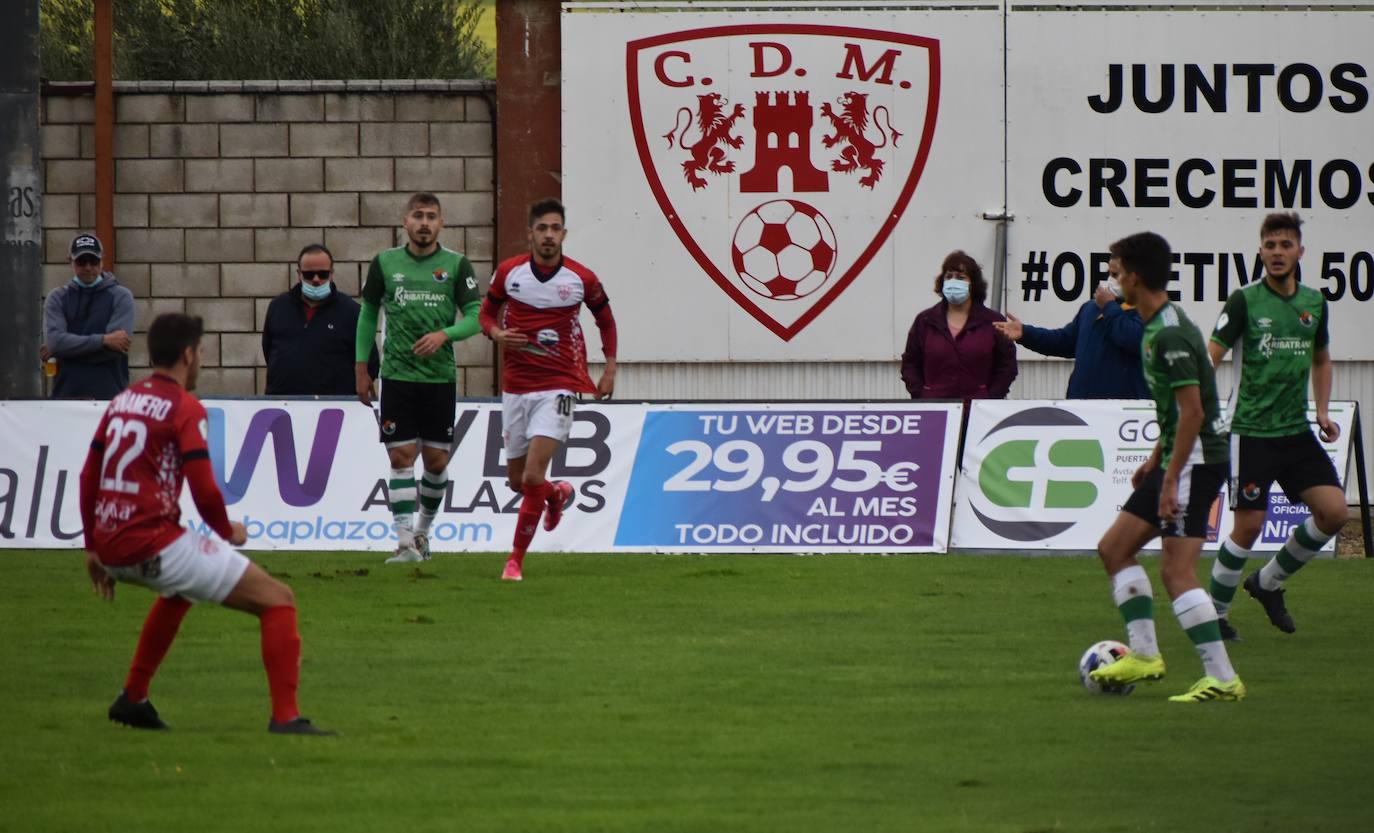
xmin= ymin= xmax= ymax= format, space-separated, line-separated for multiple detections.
xmin=730 ymin=199 xmax=837 ymax=300
xmin=1078 ymin=640 xmax=1135 ymax=695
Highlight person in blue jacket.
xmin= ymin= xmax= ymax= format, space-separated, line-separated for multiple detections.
xmin=994 ymin=256 xmax=1149 ymax=399
xmin=41 ymin=234 xmax=136 ymax=399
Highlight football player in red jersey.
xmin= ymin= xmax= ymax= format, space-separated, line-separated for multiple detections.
xmin=480 ymin=198 xmax=618 ymax=581
xmin=79 ymin=313 xmax=331 ymax=734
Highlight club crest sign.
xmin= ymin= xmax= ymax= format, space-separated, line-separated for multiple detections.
xmin=628 ymin=25 xmax=940 ymax=340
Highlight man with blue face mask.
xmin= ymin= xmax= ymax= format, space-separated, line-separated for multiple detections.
xmin=41 ymin=234 xmax=136 ymax=399
xmin=994 ymin=256 xmax=1150 ymax=399
xmin=262 ymin=244 xmax=380 ymax=396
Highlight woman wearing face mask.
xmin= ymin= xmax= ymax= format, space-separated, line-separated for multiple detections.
xmin=900 ymin=250 xmax=1017 ymax=400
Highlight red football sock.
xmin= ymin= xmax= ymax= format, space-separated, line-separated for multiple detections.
xmin=124 ymin=595 xmax=192 ymax=702
xmin=511 ymin=481 xmax=551 ymax=566
xmin=259 ymin=605 xmax=301 ymax=723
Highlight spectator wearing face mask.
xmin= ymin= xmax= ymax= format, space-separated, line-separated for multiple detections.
xmin=41 ymin=233 xmax=136 ymax=399
xmin=901 ymin=250 xmax=1017 ymax=400
xmin=262 ymin=244 xmax=380 ymax=396
xmin=994 ymin=255 xmax=1149 ymax=399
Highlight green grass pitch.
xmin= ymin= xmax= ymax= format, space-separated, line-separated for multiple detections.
xmin=1 ymin=551 xmax=1371 ymax=833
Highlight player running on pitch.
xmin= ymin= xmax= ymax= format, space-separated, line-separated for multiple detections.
xmin=1206 ymin=212 xmax=1348 ymax=638
xmin=1087 ymin=232 xmax=1245 ymax=704
xmin=80 ymin=313 xmax=331 ymax=734
xmin=355 ymin=192 xmax=483 ymax=564
xmin=480 ymin=198 xmax=618 ymax=582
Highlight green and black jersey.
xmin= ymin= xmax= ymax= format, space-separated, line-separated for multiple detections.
xmin=1142 ymin=302 xmax=1229 ymax=467
xmin=356 ymin=245 xmax=482 ymax=384
xmin=1211 ymin=279 xmax=1329 ymax=437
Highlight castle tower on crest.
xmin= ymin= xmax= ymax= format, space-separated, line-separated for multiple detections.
xmin=739 ymin=91 xmax=829 ymax=193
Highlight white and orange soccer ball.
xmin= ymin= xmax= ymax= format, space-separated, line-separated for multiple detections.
xmin=730 ymin=199 xmax=837 ymax=300
xmin=1078 ymin=639 xmax=1135 ymax=695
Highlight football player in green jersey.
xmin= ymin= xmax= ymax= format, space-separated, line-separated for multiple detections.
xmin=1088 ymin=231 xmax=1244 ymax=704
xmin=354 ymin=193 xmax=483 ymax=564
xmin=1206 ymin=212 xmax=1347 ymax=638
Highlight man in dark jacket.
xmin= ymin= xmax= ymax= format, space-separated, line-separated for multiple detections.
xmin=263 ymin=244 xmax=379 ymax=396
xmin=994 ymin=257 xmax=1149 ymax=399
xmin=41 ymin=234 xmax=135 ymax=399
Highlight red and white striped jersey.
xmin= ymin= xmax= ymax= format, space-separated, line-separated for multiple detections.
xmin=482 ymin=254 xmax=616 ymax=395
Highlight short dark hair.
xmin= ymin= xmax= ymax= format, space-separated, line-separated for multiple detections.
xmin=405 ymin=192 xmax=441 ymax=212
xmin=934 ymin=250 xmax=987 ymax=305
xmin=147 ymin=313 xmax=204 ymax=368
xmin=1110 ymin=231 xmax=1173 ymax=292
xmin=1260 ymin=211 xmax=1303 ymax=241
xmin=528 ymin=197 xmax=566 ymax=227
xmin=296 ymin=243 xmax=333 ymax=266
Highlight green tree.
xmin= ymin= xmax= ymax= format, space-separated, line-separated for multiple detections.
xmin=40 ymin=0 xmax=492 ymax=81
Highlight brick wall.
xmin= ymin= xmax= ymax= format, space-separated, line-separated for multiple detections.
xmin=40 ymin=80 xmax=497 ymax=396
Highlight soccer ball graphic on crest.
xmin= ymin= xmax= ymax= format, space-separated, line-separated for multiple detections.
xmin=730 ymin=199 xmax=837 ymax=300
xmin=1078 ymin=639 xmax=1135 ymax=695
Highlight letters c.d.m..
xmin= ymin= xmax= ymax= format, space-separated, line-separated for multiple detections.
xmin=207 ymin=407 xmax=345 ymax=507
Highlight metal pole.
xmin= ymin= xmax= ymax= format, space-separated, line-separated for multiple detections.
xmin=0 ymin=0 xmax=43 ymax=399
xmin=94 ymin=0 xmax=115 ymax=270
xmin=984 ymin=211 xmax=1013 ymax=313
xmin=1351 ymin=401 xmax=1372 ymax=558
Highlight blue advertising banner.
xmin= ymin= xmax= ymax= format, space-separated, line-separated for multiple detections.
xmin=614 ymin=404 xmax=962 ymax=552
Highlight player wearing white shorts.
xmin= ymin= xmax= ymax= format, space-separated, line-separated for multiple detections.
xmin=79 ymin=313 xmax=330 ymax=734
xmin=480 ymin=198 xmax=618 ymax=581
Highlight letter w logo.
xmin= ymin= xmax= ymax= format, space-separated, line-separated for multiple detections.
xmin=207 ymin=407 xmax=345 ymax=506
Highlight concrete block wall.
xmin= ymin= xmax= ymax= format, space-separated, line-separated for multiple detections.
xmin=40 ymin=80 xmax=497 ymax=396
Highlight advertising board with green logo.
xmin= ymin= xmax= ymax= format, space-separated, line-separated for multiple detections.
xmin=951 ymin=400 xmax=1355 ymax=553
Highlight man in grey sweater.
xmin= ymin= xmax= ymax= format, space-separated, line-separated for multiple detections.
xmin=41 ymin=234 xmax=136 ymax=399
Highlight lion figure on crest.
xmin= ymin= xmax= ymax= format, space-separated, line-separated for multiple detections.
xmin=819 ymin=91 xmax=902 ymax=189
xmin=662 ymin=93 xmax=746 ymax=191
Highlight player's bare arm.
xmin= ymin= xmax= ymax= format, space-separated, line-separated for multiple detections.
xmin=590 ymin=293 xmax=619 ymax=400
xmin=1207 ymin=340 xmax=1226 ymax=369
xmin=85 ymin=552 xmax=115 ymax=601
xmin=1312 ymin=347 xmax=1339 ymax=442
xmin=1133 ymin=444 xmax=1160 ymax=489
xmin=1160 ymin=384 xmax=1205 ymax=520
xmin=597 ymin=357 xmax=617 ymax=400
xmin=354 ymin=361 xmax=374 ymax=406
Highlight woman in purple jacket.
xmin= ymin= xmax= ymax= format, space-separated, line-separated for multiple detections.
xmin=901 ymin=250 xmax=1017 ymax=399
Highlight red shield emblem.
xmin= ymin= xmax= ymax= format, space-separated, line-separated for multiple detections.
xmin=628 ymin=24 xmax=940 ymax=340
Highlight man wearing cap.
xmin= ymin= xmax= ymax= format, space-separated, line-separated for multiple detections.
xmin=262 ymin=243 xmax=380 ymax=396
xmin=41 ymin=234 xmax=136 ymax=399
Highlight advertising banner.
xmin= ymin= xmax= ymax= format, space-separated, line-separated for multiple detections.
xmin=565 ymin=5 xmax=1373 ymax=363
xmin=614 ymin=403 xmax=962 ymax=552
xmin=1007 ymin=7 xmax=1374 ymax=360
xmin=1 ymin=399 xmax=961 ymax=554
xmin=950 ymin=399 xmax=1358 ymax=553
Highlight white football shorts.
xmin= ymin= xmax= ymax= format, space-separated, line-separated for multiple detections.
xmin=103 ymin=529 xmax=251 ymax=604
xmin=502 ymin=389 xmax=576 ymax=458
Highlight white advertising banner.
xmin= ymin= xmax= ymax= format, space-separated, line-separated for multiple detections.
xmin=564 ymin=5 xmax=1373 ymax=363
xmin=1006 ymin=8 xmax=1374 ymax=359
xmin=950 ymin=399 xmax=1358 ymax=553
xmin=562 ymin=8 xmax=1004 ymax=360
xmin=0 ymin=399 xmax=962 ymax=554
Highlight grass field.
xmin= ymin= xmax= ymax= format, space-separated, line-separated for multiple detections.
xmin=2 ymin=550 xmax=1371 ymax=833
